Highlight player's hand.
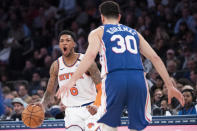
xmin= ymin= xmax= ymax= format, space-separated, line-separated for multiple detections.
xmin=167 ymin=86 xmax=185 ymax=107
xmin=56 ymin=79 xmax=76 ymax=99
xmin=87 ymin=105 xmax=98 ymax=115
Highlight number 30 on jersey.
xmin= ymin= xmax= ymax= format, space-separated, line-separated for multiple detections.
xmin=111 ymin=35 xmax=138 ymax=54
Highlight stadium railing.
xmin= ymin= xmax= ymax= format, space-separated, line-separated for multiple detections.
xmin=0 ymin=115 xmax=197 ymax=130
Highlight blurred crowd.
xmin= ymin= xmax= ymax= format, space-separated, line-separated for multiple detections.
xmin=0 ymin=0 xmax=197 ymax=121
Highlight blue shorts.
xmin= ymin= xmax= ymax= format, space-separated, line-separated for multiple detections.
xmin=98 ymin=70 xmax=152 ymax=130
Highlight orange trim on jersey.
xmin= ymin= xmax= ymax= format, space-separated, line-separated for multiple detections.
xmin=93 ymin=83 xmax=102 ymax=106
xmin=62 ymin=54 xmax=80 ymax=67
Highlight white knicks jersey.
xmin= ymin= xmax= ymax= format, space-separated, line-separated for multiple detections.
xmin=58 ymin=54 xmax=97 ymax=107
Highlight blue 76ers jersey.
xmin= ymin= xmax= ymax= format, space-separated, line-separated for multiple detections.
xmin=99 ymin=24 xmax=144 ymax=77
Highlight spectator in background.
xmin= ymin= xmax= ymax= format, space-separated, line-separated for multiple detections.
xmin=1 ymin=99 xmax=13 ymax=120
xmin=153 ymin=39 xmax=167 ymax=59
xmin=176 ymin=78 xmax=191 ymax=91
xmin=147 ymin=68 xmax=159 ymax=87
xmin=33 ymin=7 xmax=46 ymax=30
xmin=155 ymin=76 xmax=164 ymax=89
xmin=176 ymin=21 xmax=189 ymax=40
xmin=166 ymin=60 xmax=186 ymax=79
xmin=40 ymin=78 xmax=48 ymax=90
xmin=181 ymin=47 xmax=192 ymax=69
xmin=76 ymin=33 xmax=88 ymax=54
xmin=124 ymin=10 xmax=136 ymax=28
xmin=179 ymin=58 xmax=196 ymax=80
xmin=11 ymin=90 xmax=19 ymax=98
xmin=152 ymin=88 xmax=163 ymax=111
xmin=11 ymin=97 xmax=27 ymax=121
xmin=190 ymin=69 xmax=197 ymax=86
xmin=22 ymin=60 xmax=35 ymax=81
xmin=142 ymin=55 xmax=153 ymax=73
xmin=174 ymin=0 xmax=190 ymax=14
xmin=185 ymin=31 xmax=196 ymax=48
xmin=17 ymin=83 xmax=32 ymax=103
xmin=136 ymin=16 xmax=146 ymax=33
xmin=178 ymin=86 xmax=197 ymax=115
xmin=40 ymin=55 xmax=53 ymax=78
xmin=31 ymin=92 xmax=41 ymax=103
xmin=154 ymin=26 xmax=169 ymax=44
xmin=166 ymin=60 xmax=177 ymax=77
xmin=58 ymin=0 xmax=76 ymax=17
xmin=174 ymin=8 xmax=193 ymax=34
xmin=29 ymin=72 xmax=42 ymax=95
xmin=32 ymin=50 xmax=43 ymax=67
xmin=165 ymin=49 xmax=180 ymax=67
xmin=160 ymin=97 xmax=172 ymax=116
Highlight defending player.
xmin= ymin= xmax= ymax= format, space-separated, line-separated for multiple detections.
xmin=56 ymin=1 xmax=185 ymax=131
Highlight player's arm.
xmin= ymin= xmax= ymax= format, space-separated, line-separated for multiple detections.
xmin=87 ymin=62 xmax=102 ymax=115
xmin=40 ymin=61 xmax=59 ymax=110
xmin=88 ymin=62 xmax=101 ymax=85
xmin=138 ymin=32 xmax=184 ymax=106
xmin=88 ymin=62 xmax=102 ymax=106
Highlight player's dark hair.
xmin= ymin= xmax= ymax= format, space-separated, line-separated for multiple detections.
xmin=58 ymin=30 xmax=76 ymax=43
xmin=99 ymin=1 xmax=120 ymax=19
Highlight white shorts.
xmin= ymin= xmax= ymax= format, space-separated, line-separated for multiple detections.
xmin=64 ymin=106 xmax=101 ymax=131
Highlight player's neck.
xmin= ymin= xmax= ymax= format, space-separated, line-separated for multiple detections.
xmin=103 ymin=19 xmax=119 ymax=25
xmin=63 ymin=52 xmax=79 ymax=66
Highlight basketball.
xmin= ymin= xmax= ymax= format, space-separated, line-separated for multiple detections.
xmin=22 ymin=104 xmax=45 ymax=128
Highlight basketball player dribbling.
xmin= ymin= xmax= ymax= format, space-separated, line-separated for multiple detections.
xmin=38 ymin=30 xmax=102 ymax=131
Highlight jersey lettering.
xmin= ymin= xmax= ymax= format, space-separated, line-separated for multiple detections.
xmin=59 ymin=73 xmax=84 ymax=81
xmin=111 ymin=35 xmax=138 ymax=54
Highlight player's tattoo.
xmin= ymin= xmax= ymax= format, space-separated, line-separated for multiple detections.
xmin=41 ymin=61 xmax=58 ymax=108
xmin=88 ymin=62 xmax=101 ymax=85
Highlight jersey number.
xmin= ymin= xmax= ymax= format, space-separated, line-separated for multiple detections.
xmin=111 ymin=35 xmax=138 ymax=54
xmin=70 ymin=86 xmax=78 ymax=96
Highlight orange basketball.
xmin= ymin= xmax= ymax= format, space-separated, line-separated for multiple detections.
xmin=22 ymin=104 xmax=45 ymax=128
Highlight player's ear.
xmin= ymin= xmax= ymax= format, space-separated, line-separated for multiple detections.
xmin=74 ymin=42 xmax=76 ymax=47
xmin=118 ymin=14 xmax=121 ymax=22
xmin=101 ymin=14 xmax=104 ymax=23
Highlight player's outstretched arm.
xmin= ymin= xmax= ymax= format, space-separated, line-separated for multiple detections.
xmin=40 ymin=61 xmax=59 ymax=111
xmin=138 ymin=32 xmax=185 ymax=107
xmin=56 ymin=28 xmax=102 ymax=99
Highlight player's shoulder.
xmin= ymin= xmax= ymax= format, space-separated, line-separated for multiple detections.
xmin=89 ymin=26 xmax=104 ymax=37
xmin=52 ymin=59 xmax=59 ymax=67
xmin=50 ymin=59 xmax=59 ymax=75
